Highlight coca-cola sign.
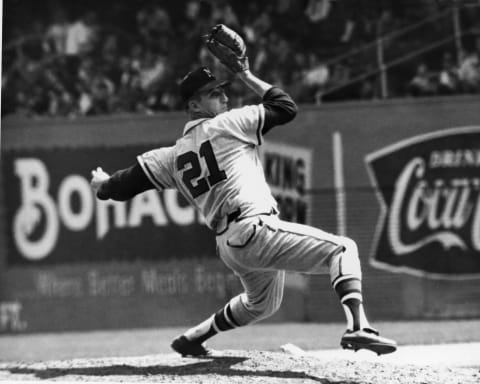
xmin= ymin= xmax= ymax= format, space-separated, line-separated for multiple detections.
xmin=366 ymin=126 xmax=480 ymax=279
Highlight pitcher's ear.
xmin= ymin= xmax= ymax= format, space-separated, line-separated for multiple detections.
xmin=188 ymin=99 xmax=202 ymax=112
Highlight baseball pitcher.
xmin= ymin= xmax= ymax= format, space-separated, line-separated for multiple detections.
xmin=91 ymin=25 xmax=397 ymax=356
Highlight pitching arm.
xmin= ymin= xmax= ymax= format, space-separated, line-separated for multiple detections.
xmin=91 ymin=162 xmax=155 ymax=201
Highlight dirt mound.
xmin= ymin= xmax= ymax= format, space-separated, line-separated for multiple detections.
xmin=1 ymin=349 xmax=479 ymax=383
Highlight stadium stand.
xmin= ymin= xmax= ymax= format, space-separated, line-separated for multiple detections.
xmin=2 ymin=0 xmax=479 ymax=117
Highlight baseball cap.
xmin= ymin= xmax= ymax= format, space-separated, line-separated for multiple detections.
xmin=180 ymin=67 xmax=230 ymax=102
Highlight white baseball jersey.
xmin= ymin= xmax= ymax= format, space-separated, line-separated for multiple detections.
xmin=137 ymin=104 xmax=278 ymax=231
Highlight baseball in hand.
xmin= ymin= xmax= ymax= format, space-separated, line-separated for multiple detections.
xmin=90 ymin=167 xmax=110 ymax=192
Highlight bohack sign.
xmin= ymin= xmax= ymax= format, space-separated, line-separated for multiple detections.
xmin=366 ymin=126 xmax=480 ymax=279
xmin=3 ymin=145 xmax=213 ymax=264
xmin=3 ymin=143 xmax=311 ymax=265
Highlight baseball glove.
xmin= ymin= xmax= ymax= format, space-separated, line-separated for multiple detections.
xmin=205 ymin=24 xmax=249 ymax=73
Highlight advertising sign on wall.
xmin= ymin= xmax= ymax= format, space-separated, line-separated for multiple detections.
xmin=2 ymin=145 xmax=213 ymax=265
xmin=366 ymin=126 xmax=480 ymax=279
xmin=2 ymin=142 xmax=312 ymax=265
xmin=260 ymin=142 xmax=313 ymax=224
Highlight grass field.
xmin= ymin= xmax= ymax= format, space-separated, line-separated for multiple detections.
xmin=2 ymin=319 xmax=480 ymax=362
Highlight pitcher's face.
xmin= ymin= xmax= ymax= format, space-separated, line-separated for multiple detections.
xmin=189 ymin=87 xmax=229 ymax=117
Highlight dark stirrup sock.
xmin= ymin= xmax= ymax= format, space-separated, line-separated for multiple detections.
xmin=186 ymin=301 xmax=241 ymax=343
xmin=332 ymin=276 xmax=369 ymax=331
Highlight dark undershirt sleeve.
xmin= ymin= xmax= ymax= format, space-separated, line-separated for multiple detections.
xmin=262 ymin=87 xmax=298 ymax=134
xmin=97 ymin=162 xmax=155 ymax=201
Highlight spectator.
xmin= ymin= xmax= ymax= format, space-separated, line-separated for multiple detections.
xmin=137 ymin=2 xmax=171 ymax=53
xmin=458 ymin=51 xmax=480 ymax=93
xmin=47 ymin=87 xmax=76 ymax=117
xmin=116 ymin=60 xmax=145 ymax=113
xmin=77 ymin=69 xmax=115 ymax=116
xmin=21 ymin=20 xmax=49 ymax=61
xmin=124 ymin=75 xmax=149 ymax=113
xmin=268 ymin=33 xmax=291 ymax=71
xmin=43 ymin=64 xmax=77 ymax=116
xmin=241 ymin=3 xmax=261 ymax=44
xmin=129 ymin=43 xmax=145 ymax=72
xmin=325 ymin=62 xmax=351 ymax=94
xmin=99 ymin=33 xmax=123 ymax=85
xmin=76 ymin=56 xmax=96 ymax=89
xmin=46 ymin=9 xmax=69 ymax=55
xmin=437 ymin=52 xmax=459 ymax=95
xmin=88 ymin=75 xmax=116 ymax=115
xmin=305 ymin=0 xmax=332 ymax=23
xmin=407 ymin=62 xmax=437 ymax=96
xmin=65 ymin=11 xmax=98 ymax=57
xmin=138 ymin=52 xmax=168 ymax=93
xmin=182 ymin=0 xmax=212 ymax=36
xmin=185 ymin=0 xmax=201 ymax=21
xmin=301 ymin=53 xmax=330 ymax=103
xmin=251 ymin=9 xmax=272 ymax=37
xmin=251 ymin=37 xmax=269 ymax=73
xmin=118 ymin=56 xmax=138 ymax=91
xmin=65 ymin=11 xmax=99 ymax=79
xmin=339 ymin=0 xmax=363 ymax=44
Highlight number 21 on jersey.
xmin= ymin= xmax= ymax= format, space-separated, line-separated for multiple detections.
xmin=176 ymin=140 xmax=227 ymax=198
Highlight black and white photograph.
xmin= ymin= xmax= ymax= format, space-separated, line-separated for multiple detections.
xmin=1 ymin=0 xmax=480 ymax=383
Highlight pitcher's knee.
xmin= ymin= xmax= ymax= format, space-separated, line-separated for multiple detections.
xmin=330 ymin=236 xmax=362 ymax=282
xmin=339 ymin=236 xmax=358 ymax=257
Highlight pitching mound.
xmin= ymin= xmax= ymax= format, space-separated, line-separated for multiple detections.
xmin=1 ymin=349 xmax=478 ymax=383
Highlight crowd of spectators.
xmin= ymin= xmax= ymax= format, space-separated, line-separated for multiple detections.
xmin=2 ymin=0 xmax=480 ymax=118
xmin=407 ymin=48 xmax=480 ymax=97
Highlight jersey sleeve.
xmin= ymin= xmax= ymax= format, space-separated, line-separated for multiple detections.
xmin=137 ymin=146 xmax=176 ymax=190
xmin=215 ymin=104 xmax=266 ymax=145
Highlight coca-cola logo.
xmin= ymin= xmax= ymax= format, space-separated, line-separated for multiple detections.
xmin=366 ymin=126 xmax=480 ymax=279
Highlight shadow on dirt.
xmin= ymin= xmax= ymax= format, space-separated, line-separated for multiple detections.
xmin=4 ymin=355 xmax=356 ymax=383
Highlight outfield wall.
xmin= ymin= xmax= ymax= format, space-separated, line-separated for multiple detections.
xmin=1 ymin=95 xmax=479 ymax=333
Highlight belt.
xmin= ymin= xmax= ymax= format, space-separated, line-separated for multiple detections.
xmin=226 ymin=208 xmax=242 ymax=224
xmin=217 ymin=207 xmax=277 ymax=236
xmin=215 ymin=208 xmax=242 ymax=236
xmin=227 ymin=207 xmax=278 ymax=224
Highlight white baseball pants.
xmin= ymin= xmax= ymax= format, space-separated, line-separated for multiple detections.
xmin=215 ymin=213 xmax=362 ymax=326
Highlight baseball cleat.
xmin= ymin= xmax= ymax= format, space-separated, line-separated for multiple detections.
xmin=340 ymin=328 xmax=397 ymax=355
xmin=171 ymin=335 xmax=211 ymax=357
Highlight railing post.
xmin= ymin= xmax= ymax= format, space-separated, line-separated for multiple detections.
xmin=376 ymin=37 xmax=388 ymax=99
xmin=452 ymin=0 xmax=463 ymax=67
